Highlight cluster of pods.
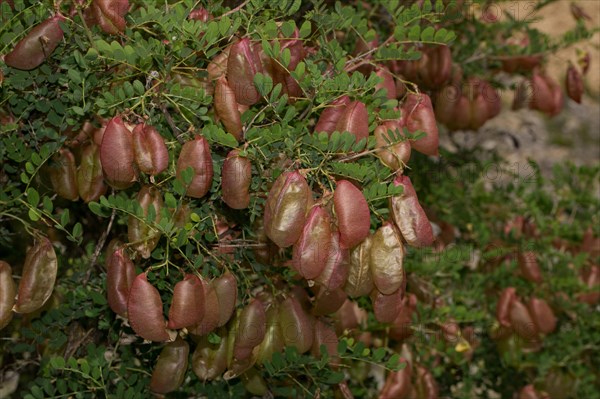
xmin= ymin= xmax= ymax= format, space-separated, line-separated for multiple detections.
xmin=0 ymin=237 xmax=58 ymax=330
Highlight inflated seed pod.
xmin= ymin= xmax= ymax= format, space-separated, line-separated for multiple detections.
xmin=167 ymin=274 xmax=205 ymax=330
xmin=334 ymin=180 xmax=371 ymax=249
xmin=149 ymin=338 xmax=189 ymax=394
xmin=14 ymin=237 xmax=57 ymax=314
xmin=241 ymin=367 xmax=268 ymax=397
xmin=419 ymin=45 xmax=452 ymax=89
xmin=314 ymin=95 xmax=351 ymax=134
xmin=527 ymin=297 xmax=557 ymax=334
xmin=370 ymin=222 xmax=405 ymax=295
xmin=222 ymin=150 xmax=252 ymax=209
xmin=379 ymin=359 xmax=412 ymax=399
xmin=77 ymin=144 xmax=107 ymax=203
xmin=335 ymin=100 xmax=369 ymax=143
xmin=128 ymin=186 xmax=163 ymax=259
xmin=100 ymin=116 xmax=136 ymax=189
xmin=48 ymin=148 xmax=78 ymax=201
xmin=389 ymin=294 xmax=417 ymax=341
xmin=227 ymin=38 xmax=263 ymax=106
xmin=215 ymin=77 xmax=243 ymax=141
xmin=314 ymin=230 xmax=350 ymax=291
xmin=256 ymin=306 xmax=285 ymax=365
xmin=91 ymin=0 xmax=129 ymax=35
xmin=127 ymin=273 xmax=170 ymax=342
xmin=344 ymin=236 xmax=374 ymax=298
xmin=4 ymin=14 xmax=65 ymax=70
xmin=510 ymin=298 xmax=539 ymax=341
xmin=374 ymin=121 xmax=411 ymax=171
xmin=263 ymin=171 xmax=311 ymax=248
xmin=332 ymin=299 xmax=367 ymax=335
xmin=292 ymin=206 xmax=332 ymax=280
xmin=371 ymin=287 xmax=404 ymax=323
xmin=375 ymin=66 xmax=397 ymax=100
xmin=415 ymin=366 xmax=439 ymax=399
xmin=213 ymin=271 xmax=238 ymax=327
xmin=208 ymin=47 xmax=230 ymax=82
xmin=176 ymin=135 xmax=214 ymax=199
xmin=312 ymin=286 xmax=347 ymax=316
xmin=518 ymin=251 xmax=542 ymax=283
xmin=188 ymin=7 xmax=211 ymax=22
xmin=389 ymin=175 xmax=434 ymax=248
xmin=311 ymin=319 xmax=339 ymax=363
xmin=566 ymin=64 xmax=584 ymax=104
xmin=519 ymin=384 xmax=548 ymax=399
xmin=278 ymin=296 xmax=314 ymax=354
xmin=402 ymin=93 xmax=439 ymax=157
xmin=106 ymin=247 xmax=136 ymax=318
xmin=132 ymin=123 xmax=168 ymax=176
xmin=233 ymin=299 xmax=266 ymax=361
xmin=0 ymin=261 xmax=16 ymax=330
xmin=192 ymin=327 xmax=229 ymax=381
xmin=496 ymin=287 xmax=517 ymax=327
xmin=188 ymin=280 xmax=220 ymax=336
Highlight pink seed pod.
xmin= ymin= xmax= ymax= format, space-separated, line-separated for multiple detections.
xmin=127 ymin=273 xmax=170 ymax=342
xmin=375 ymin=66 xmax=397 ymax=100
xmin=314 ymin=230 xmax=350 ymax=291
xmin=292 ymin=206 xmax=333 ymax=280
xmin=167 ymin=274 xmax=205 ymax=329
xmin=215 ymin=77 xmax=243 ymax=141
xmin=418 ymin=45 xmax=452 ymax=89
xmin=379 ymin=359 xmax=412 ymax=399
xmin=311 ymin=286 xmax=347 ymax=316
xmin=518 ymin=251 xmax=543 ymax=283
xmin=132 ymin=123 xmax=169 ymax=176
xmin=415 ymin=366 xmax=439 ymax=399
xmin=527 ymin=297 xmax=557 ymax=334
xmin=188 ymin=279 xmax=220 ymax=336
xmin=149 ymin=338 xmax=189 ymax=394
xmin=566 ymin=64 xmax=584 ymax=104
xmin=106 ymin=247 xmax=136 ymax=318
xmin=100 ymin=116 xmax=137 ymax=189
xmin=389 ymin=175 xmax=434 ymax=248
xmin=233 ymin=299 xmax=267 ymax=361
xmin=48 ymin=148 xmax=79 ymax=201
xmin=0 ymin=261 xmax=16 ymax=330
xmin=369 ymin=222 xmax=405 ymax=295
xmin=374 ymin=121 xmax=411 ymax=171
xmin=227 ymin=38 xmax=263 ymax=106
xmin=4 ymin=15 xmax=65 ymax=70
xmin=510 ymin=298 xmax=539 ymax=341
xmin=314 ymin=96 xmax=351 ymax=134
xmin=176 ymin=135 xmax=214 ymax=199
xmin=213 ymin=271 xmax=238 ymax=327
xmin=402 ymin=93 xmax=439 ymax=156
xmin=188 ymin=7 xmax=211 ymax=22
xmin=278 ymin=296 xmax=314 ymax=354
xmin=311 ymin=319 xmax=339 ymax=364
xmin=221 ymin=150 xmax=252 ymax=209
xmin=496 ymin=287 xmax=517 ymax=327
xmin=371 ymin=286 xmax=404 ymax=323
xmin=334 ymin=100 xmax=369 ymax=143
xmin=14 ymin=237 xmax=57 ymax=314
xmin=77 ymin=144 xmax=107 ymax=203
xmin=334 ymin=180 xmax=371 ymax=249
xmin=344 ymin=236 xmax=374 ymax=298
xmin=332 ymin=299 xmax=368 ymax=335
xmin=263 ymin=171 xmax=311 ymax=248
xmin=208 ymin=47 xmax=231 ymax=82
xmin=91 ymin=0 xmax=129 ymax=35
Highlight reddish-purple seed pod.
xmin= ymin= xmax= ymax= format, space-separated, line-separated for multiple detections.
xmin=311 ymin=319 xmax=339 ymax=363
xmin=213 ymin=271 xmax=238 ymax=327
xmin=566 ymin=64 xmax=584 ymax=104
xmin=292 ymin=206 xmax=333 ymax=280
xmin=314 ymin=230 xmax=350 ymax=291
xmin=48 ymin=148 xmax=79 ymax=201
xmin=334 ymin=180 xmax=370 ymax=249
xmin=510 ymin=298 xmax=539 ymax=340
xmin=149 ymin=338 xmax=189 ymax=394
xmin=369 ymin=222 xmax=405 ymax=295
xmin=390 ymin=175 xmax=434 ymax=248
xmin=375 ymin=66 xmax=397 ymax=100
xmin=132 ymin=123 xmax=169 ymax=176
xmin=176 ymin=135 xmax=214 ymax=199
xmin=127 ymin=273 xmax=170 ymax=342
xmin=371 ymin=287 xmax=404 ymax=323
xmin=4 ymin=15 xmax=65 ymax=70
xmin=189 ymin=279 xmax=220 ymax=336
xmin=518 ymin=251 xmax=543 ymax=283
xmin=415 ymin=366 xmax=439 ymax=399
xmin=263 ymin=171 xmax=311 ymax=248
xmin=419 ymin=45 xmax=452 ymax=89
xmin=188 ymin=7 xmax=211 ymax=22
xmin=374 ymin=121 xmax=411 ymax=171
xmin=100 ymin=116 xmax=137 ymax=189
xmin=106 ymin=247 xmax=136 ymax=318
xmin=192 ymin=327 xmax=229 ymax=381
xmin=314 ymin=96 xmax=351 ymax=134
xmin=312 ymin=286 xmax=347 ymax=316
xmin=77 ymin=144 xmax=107 ymax=203
xmin=334 ymin=101 xmax=369 ymax=143
xmin=91 ymin=0 xmax=129 ymax=35
xmin=402 ymin=93 xmax=439 ymax=157
xmin=14 ymin=237 xmax=57 ymax=314
xmin=227 ymin=38 xmax=263 ymax=106
xmin=167 ymin=274 xmax=205 ymax=330
xmin=496 ymin=287 xmax=517 ymax=327
xmin=0 ymin=261 xmax=16 ymax=330
xmin=233 ymin=299 xmax=267 ymax=361
xmin=222 ymin=150 xmax=252 ymax=209
xmin=215 ymin=76 xmax=243 ymax=141
xmin=380 ymin=359 xmax=412 ymax=399
xmin=278 ymin=296 xmax=314 ymax=354
xmin=527 ymin=297 xmax=557 ymax=335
